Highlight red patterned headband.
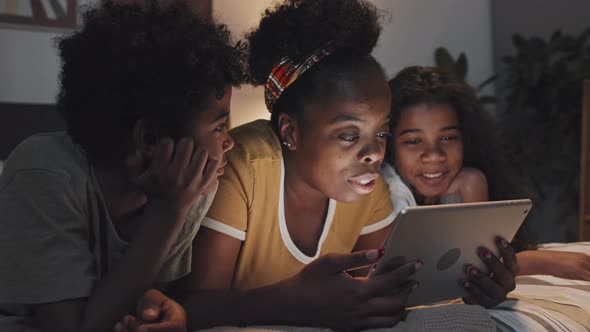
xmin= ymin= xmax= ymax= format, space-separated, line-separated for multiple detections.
xmin=264 ymin=43 xmax=337 ymax=112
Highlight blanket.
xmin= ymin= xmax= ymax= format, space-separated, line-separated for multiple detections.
xmin=200 ymin=243 xmax=590 ymax=331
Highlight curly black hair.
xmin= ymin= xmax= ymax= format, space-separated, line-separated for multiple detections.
xmin=387 ymin=66 xmax=536 ymax=250
xmin=246 ymin=0 xmax=387 ymax=134
xmin=56 ymin=0 xmax=246 ymax=165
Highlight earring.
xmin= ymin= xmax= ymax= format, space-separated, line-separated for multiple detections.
xmin=282 ymin=141 xmax=292 ymax=148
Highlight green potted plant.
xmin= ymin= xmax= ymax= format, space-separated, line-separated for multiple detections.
xmin=498 ymin=28 xmax=590 ymax=240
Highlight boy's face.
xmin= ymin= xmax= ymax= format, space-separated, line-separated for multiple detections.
xmin=393 ymin=103 xmax=463 ymax=199
xmin=288 ymin=75 xmax=391 ymax=203
xmin=185 ymin=85 xmax=235 ymax=194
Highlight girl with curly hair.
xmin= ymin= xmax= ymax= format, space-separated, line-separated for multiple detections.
xmin=0 ymin=1 xmax=245 ymax=331
xmin=386 ymin=66 xmax=590 ymax=284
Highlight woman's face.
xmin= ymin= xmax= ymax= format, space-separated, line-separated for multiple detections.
xmin=287 ymin=74 xmax=392 ymax=203
xmin=393 ymin=103 xmax=463 ymax=199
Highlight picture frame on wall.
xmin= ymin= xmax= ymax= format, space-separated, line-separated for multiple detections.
xmin=0 ymin=0 xmax=78 ymax=30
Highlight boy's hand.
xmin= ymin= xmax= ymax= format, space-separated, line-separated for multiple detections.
xmin=462 ymin=237 xmax=519 ymax=307
xmin=114 ymin=289 xmax=186 ymax=332
xmin=132 ymin=138 xmax=221 ymax=216
xmin=287 ymin=249 xmax=421 ymax=330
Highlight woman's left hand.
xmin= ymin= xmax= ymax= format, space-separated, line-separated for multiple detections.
xmin=462 ymin=237 xmax=518 ymax=308
xmin=114 ymin=289 xmax=187 ymax=332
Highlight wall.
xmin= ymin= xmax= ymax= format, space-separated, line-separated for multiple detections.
xmin=0 ymin=28 xmax=61 ymax=103
xmin=0 ymin=0 xmax=94 ymax=104
xmin=373 ymin=0 xmax=493 ymax=91
xmin=212 ymin=0 xmax=272 ymax=127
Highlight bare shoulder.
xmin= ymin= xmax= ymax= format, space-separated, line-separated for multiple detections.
xmin=448 ymin=167 xmax=489 ymax=202
xmin=456 ymin=167 xmax=487 ymax=186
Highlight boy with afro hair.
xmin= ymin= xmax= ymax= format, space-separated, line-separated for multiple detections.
xmin=0 ymin=1 xmax=245 ymax=331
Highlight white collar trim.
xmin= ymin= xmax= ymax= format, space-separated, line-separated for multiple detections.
xmin=278 ymin=159 xmax=336 ymax=264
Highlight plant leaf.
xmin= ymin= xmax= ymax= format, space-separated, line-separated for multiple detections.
xmin=476 ymin=74 xmax=498 ymax=91
xmin=456 ymin=53 xmax=468 ymax=79
xmin=434 ymin=47 xmax=456 ymax=74
xmin=550 ymin=29 xmax=562 ymax=42
xmin=512 ymin=34 xmax=527 ymax=50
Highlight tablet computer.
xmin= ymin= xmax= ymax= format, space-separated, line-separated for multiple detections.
xmin=373 ymin=199 xmax=532 ymax=307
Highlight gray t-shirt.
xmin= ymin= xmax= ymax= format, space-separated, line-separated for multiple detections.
xmin=0 ymin=132 xmax=214 ymax=331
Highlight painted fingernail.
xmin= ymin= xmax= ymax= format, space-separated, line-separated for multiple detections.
xmin=414 ymin=260 xmax=424 ymax=271
xmin=378 ymin=248 xmax=385 ymax=258
xmin=462 ymin=280 xmax=470 ymax=288
xmin=468 ymin=265 xmax=478 ymax=276
xmin=123 ymin=316 xmax=132 ymax=324
xmin=500 ymin=238 xmax=509 ymax=248
xmin=366 ymin=249 xmax=380 ymax=260
xmin=482 ymin=248 xmax=492 ymax=260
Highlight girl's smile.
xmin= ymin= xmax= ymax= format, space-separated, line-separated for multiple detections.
xmin=393 ymin=103 xmax=463 ymax=200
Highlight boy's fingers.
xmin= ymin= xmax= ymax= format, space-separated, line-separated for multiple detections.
xmin=195 ymin=158 xmax=222 ymax=192
xmin=137 ymin=289 xmax=165 ymax=322
xmin=140 ymin=306 xmax=160 ymax=322
xmin=151 ymin=138 xmax=174 ymax=172
xmin=170 ymin=138 xmax=194 ymax=175
xmin=187 ymin=148 xmax=208 ymax=181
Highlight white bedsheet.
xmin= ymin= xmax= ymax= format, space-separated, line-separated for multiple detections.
xmin=198 ymin=243 xmax=590 ymax=331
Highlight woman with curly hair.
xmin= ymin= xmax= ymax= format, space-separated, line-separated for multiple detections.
xmin=386 ymin=66 xmax=590 ymax=283
xmin=172 ymin=1 xmax=517 ymax=330
xmin=0 ymin=1 xmax=245 ymax=331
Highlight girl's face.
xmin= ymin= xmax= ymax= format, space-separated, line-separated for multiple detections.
xmin=288 ymin=75 xmax=391 ymax=203
xmin=393 ymin=103 xmax=463 ymax=199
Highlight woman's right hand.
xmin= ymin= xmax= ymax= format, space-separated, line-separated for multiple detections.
xmin=130 ymin=138 xmax=221 ymax=217
xmin=287 ymin=249 xmax=422 ymax=330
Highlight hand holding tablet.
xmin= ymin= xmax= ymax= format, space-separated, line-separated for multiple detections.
xmin=372 ymin=199 xmax=532 ymax=307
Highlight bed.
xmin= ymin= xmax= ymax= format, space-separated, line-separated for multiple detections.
xmin=199 ymin=243 xmax=590 ymax=332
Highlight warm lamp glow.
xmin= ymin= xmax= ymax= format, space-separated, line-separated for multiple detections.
xmin=230 ymin=85 xmax=269 ymax=128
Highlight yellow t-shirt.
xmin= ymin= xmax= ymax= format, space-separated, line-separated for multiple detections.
xmin=203 ymin=120 xmax=395 ymax=291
